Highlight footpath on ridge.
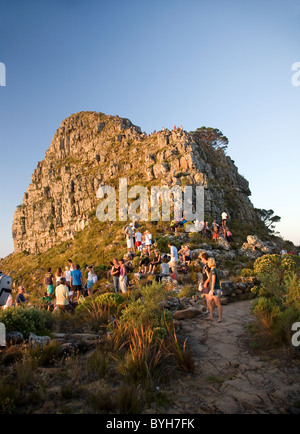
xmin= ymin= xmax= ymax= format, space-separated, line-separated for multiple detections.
xmin=159 ymin=300 xmax=300 ymax=415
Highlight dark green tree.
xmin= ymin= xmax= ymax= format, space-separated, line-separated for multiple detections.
xmin=256 ymin=208 xmax=281 ymax=231
xmin=191 ymin=127 xmax=229 ymax=151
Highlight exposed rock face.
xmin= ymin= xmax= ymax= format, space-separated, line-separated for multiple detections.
xmin=12 ymin=111 xmax=260 ymax=254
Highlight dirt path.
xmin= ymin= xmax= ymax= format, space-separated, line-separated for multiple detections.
xmin=167 ymin=300 xmax=300 ymax=414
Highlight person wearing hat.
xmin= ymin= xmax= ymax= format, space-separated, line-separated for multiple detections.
xmin=15 ymin=286 xmax=27 ymax=306
xmin=148 ymin=250 xmax=162 ymax=274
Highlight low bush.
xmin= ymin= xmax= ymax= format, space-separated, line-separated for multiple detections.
xmin=0 ymin=307 xmax=53 ymax=339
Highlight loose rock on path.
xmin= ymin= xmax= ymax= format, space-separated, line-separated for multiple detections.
xmin=167 ymin=300 xmax=300 ymax=414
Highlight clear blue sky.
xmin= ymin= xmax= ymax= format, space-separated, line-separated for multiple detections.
xmin=0 ymin=0 xmax=299 ymax=258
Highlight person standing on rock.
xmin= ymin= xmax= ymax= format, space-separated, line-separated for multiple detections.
xmin=207 ymin=258 xmax=223 ymax=323
xmin=222 ymin=211 xmax=228 ymax=229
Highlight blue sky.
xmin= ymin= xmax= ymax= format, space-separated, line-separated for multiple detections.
xmin=0 ymin=0 xmax=299 ymax=258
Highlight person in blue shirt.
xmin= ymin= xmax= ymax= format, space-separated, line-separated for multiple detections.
xmin=15 ymin=286 xmax=27 ymax=306
xmin=70 ymin=264 xmax=83 ymax=301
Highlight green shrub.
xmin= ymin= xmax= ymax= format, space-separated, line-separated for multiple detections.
xmin=253 ymin=254 xmax=282 ymax=276
xmin=0 ymin=307 xmax=53 ymax=339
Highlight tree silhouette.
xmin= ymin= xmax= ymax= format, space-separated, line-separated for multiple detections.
xmin=191 ymin=127 xmax=229 ymax=151
xmin=256 ymin=208 xmax=281 ymax=231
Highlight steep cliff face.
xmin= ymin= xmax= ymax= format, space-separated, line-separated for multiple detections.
xmin=12 ymin=111 xmax=259 ymax=254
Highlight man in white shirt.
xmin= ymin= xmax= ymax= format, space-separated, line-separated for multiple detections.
xmin=222 ymin=211 xmax=228 ymax=229
xmin=135 ymin=230 xmax=142 ymax=251
xmin=55 ymin=278 xmax=74 ymax=313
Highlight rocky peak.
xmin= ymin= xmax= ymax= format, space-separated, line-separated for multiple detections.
xmin=12 ymin=111 xmax=260 ymax=254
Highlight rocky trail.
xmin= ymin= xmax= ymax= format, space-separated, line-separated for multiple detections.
xmin=165 ymin=300 xmax=300 ymax=414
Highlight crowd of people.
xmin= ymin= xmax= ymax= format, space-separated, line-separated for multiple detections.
xmin=170 ymin=212 xmax=234 ymax=243
xmin=41 ymin=260 xmax=98 ymax=313
xmin=107 ymin=214 xmax=227 ymax=322
xmin=2 ymin=212 xmax=232 ymax=322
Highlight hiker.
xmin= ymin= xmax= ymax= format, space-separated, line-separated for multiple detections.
xmin=222 ymin=211 xmax=228 ymax=229
xmin=144 ymin=230 xmax=152 ymax=254
xmin=119 ymin=259 xmax=127 ymax=293
xmin=148 ymin=250 xmax=161 ymax=274
xmin=64 ymin=266 xmax=71 ymax=286
xmin=199 ymin=252 xmax=211 ymax=315
xmin=167 ymin=242 xmax=178 ymax=281
xmin=206 ymin=258 xmax=223 ymax=323
xmin=226 ymin=230 xmax=234 ymax=243
xmin=160 ymin=257 xmax=170 ymax=278
xmin=70 ymin=264 xmax=83 ymax=301
xmin=41 ymin=292 xmax=52 ymax=311
xmin=55 ymin=267 xmax=64 ymax=286
xmin=55 ymin=277 xmax=74 ymax=314
xmin=212 ymin=225 xmax=219 ymax=240
xmin=139 ymin=248 xmax=150 ymax=274
xmin=182 ymin=245 xmax=192 ymax=265
xmin=111 ymin=258 xmax=120 ymax=293
xmin=67 ymin=259 xmax=75 ymax=272
xmin=124 ymin=224 xmax=134 ymax=254
xmin=44 ymin=268 xmax=54 ymax=297
xmin=86 ymin=265 xmax=95 ymax=296
xmin=15 ymin=286 xmax=27 ymax=306
xmin=135 ymin=229 xmax=143 ymax=251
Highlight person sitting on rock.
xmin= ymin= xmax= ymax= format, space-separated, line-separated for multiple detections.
xmin=148 ymin=250 xmax=161 ymax=274
xmin=139 ymin=248 xmax=150 ymax=274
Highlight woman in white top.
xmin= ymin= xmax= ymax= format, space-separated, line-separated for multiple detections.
xmin=144 ymin=230 xmax=152 ymax=254
xmin=55 ymin=268 xmax=64 ymax=286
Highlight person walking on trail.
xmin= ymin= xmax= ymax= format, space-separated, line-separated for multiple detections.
xmin=206 ymin=258 xmax=223 ymax=323
xmin=222 ymin=211 xmax=228 ymax=229
xmin=199 ymin=252 xmax=211 ymax=315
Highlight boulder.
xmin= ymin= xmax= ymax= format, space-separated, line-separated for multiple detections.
xmin=6 ymin=331 xmax=25 ymax=347
xmin=218 ymin=238 xmax=231 ymax=251
xmin=173 ymin=307 xmax=202 ymax=320
xmin=28 ymin=333 xmax=51 ymax=348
